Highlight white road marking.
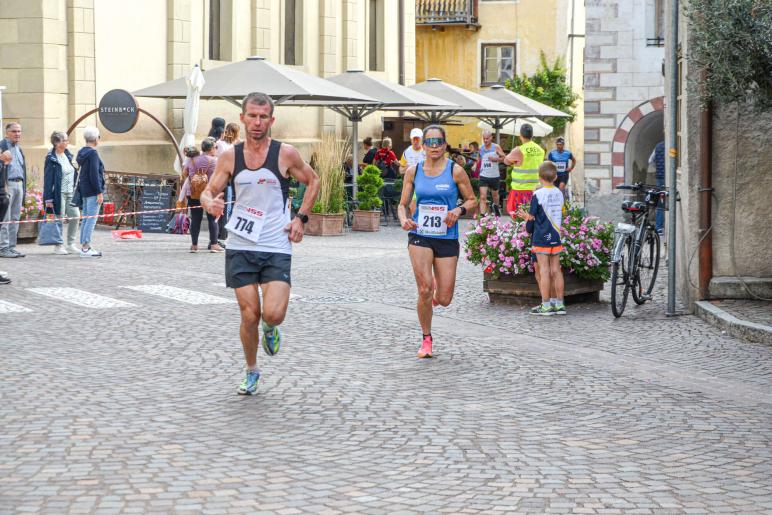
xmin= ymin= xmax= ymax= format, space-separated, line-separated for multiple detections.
xmin=122 ymin=285 xmax=236 ymax=305
xmin=27 ymin=288 xmax=135 ymax=309
xmin=0 ymin=300 xmax=32 ymax=314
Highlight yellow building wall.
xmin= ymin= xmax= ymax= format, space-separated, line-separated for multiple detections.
xmin=416 ymin=0 xmax=578 ymax=149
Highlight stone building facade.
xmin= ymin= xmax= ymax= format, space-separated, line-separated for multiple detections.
xmin=0 ymin=0 xmax=415 ymax=179
xmin=583 ymin=0 xmax=665 ymax=218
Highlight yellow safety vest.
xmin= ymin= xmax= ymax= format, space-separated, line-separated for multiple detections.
xmin=511 ymin=140 xmax=545 ymax=191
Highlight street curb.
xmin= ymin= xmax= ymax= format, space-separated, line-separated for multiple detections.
xmin=695 ymin=300 xmax=772 ymax=346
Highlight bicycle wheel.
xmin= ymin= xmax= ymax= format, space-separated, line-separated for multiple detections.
xmin=610 ymin=247 xmax=629 ymax=318
xmin=632 ymin=228 xmax=660 ymax=305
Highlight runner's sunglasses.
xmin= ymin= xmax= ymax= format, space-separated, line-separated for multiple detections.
xmin=424 ymin=137 xmax=446 ymax=148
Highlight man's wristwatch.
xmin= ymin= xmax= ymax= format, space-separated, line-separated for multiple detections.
xmin=297 ymin=212 xmax=309 ymax=224
xmin=458 ymin=206 xmax=467 ymax=216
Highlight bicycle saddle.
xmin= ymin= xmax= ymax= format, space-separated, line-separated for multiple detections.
xmin=621 ymin=200 xmax=646 ymax=212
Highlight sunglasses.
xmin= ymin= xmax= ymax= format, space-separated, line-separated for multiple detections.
xmin=424 ymin=138 xmax=446 ymax=148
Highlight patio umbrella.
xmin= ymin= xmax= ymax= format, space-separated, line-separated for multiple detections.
xmin=326 ymin=70 xmax=458 ymax=194
xmin=407 ymin=79 xmax=525 ymax=124
xmin=174 ymin=65 xmax=205 ymax=174
xmin=478 ymin=85 xmax=568 ymax=144
xmin=134 ymin=56 xmax=377 ymax=107
xmin=477 ymin=117 xmax=554 ymax=139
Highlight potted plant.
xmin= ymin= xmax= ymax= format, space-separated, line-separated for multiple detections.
xmin=352 ymin=164 xmax=383 ymax=232
xmin=464 ymin=206 xmax=614 ymax=304
xmin=306 ymin=133 xmax=348 ymax=236
xmin=17 ymin=187 xmax=45 ymax=242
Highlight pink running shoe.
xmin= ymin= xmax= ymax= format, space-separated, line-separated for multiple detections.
xmin=417 ymin=335 xmax=433 ymax=358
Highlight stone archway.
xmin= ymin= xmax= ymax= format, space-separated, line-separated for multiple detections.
xmin=611 ymin=97 xmax=664 ymax=187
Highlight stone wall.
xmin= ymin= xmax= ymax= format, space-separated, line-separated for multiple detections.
xmin=669 ymin=0 xmax=772 ymax=309
xmin=584 ymin=0 xmax=665 ymax=221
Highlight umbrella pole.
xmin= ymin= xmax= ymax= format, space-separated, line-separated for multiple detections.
xmin=352 ymin=119 xmax=359 ymax=199
xmin=495 ymin=119 xmax=501 ymax=146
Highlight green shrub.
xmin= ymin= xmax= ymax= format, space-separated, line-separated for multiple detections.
xmin=686 ymin=0 xmax=772 ymax=108
xmin=356 ymin=165 xmax=384 ymax=211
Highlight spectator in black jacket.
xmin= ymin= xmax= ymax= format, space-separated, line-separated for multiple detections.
xmin=44 ymin=130 xmax=80 ymax=255
xmin=75 ymin=126 xmax=105 ymax=258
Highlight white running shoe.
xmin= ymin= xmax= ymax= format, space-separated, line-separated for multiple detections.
xmin=80 ymin=247 xmax=102 ymax=258
xmin=53 ymin=245 xmax=68 ymax=255
xmin=68 ymin=244 xmax=81 ymax=254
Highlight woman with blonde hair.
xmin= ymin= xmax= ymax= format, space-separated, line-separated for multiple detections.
xmin=215 ymin=122 xmax=241 ymax=157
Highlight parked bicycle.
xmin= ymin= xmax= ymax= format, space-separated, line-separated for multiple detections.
xmin=610 ymin=183 xmax=668 ymax=318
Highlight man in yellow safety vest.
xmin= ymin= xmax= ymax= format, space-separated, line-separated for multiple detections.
xmin=503 ymin=123 xmax=545 ymax=217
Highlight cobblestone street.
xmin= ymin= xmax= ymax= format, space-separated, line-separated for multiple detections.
xmin=1 ymin=224 xmax=771 ymax=514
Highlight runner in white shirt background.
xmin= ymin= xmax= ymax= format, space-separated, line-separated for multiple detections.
xmin=477 ymin=129 xmax=506 ymax=217
xmin=399 ymin=128 xmax=427 ymax=216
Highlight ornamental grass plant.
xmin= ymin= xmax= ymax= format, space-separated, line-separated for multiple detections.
xmin=465 ymin=206 xmax=614 ymax=281
xmin=311 ymin=132 xmax=348 ymax=215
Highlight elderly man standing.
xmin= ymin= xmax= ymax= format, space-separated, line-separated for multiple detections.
xmin=0 ymin=122 xmax=27 ymax=258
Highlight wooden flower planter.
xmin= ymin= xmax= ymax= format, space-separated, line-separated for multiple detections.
xmin=17 ymin=219 xmax=40 ymax=243
xmin=305 ymin=213 xmax=344 ymax=236
xmin=352 ymin=210 xmax=381 ymax=232
xmin=483 ymin=272 xmax=604 ymax=305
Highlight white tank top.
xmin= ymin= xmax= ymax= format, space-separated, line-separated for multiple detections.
xmin=227 ymin=140 xmax=292 ymax=255
xmin=479 ymin=143 xmax=499 ymax=178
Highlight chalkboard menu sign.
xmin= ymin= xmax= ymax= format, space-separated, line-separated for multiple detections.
xmin=138 ymin=185 xmax=173 ymax=233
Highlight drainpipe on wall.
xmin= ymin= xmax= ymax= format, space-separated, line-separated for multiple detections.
xmin=666 ymin=0 xmax=679 ymax=315
xmin=398 ymin=0 xmax=405 ymax=86
xmin=698 ymin=71 xmax=713 ymax=299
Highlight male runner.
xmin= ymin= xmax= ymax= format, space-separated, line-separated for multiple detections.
xmin=477 ymin=130 xmax=506 ymax=216
xmin=546 ymin=137 xmax=576 ymax=201
xmin=201 ymin=92 xmax=320 ymax=395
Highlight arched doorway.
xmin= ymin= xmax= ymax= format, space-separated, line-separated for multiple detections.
xmin=611 ymin=97 xmax=665 ymax=187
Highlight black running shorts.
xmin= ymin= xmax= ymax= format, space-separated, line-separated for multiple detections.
xmin=479 ymin=176 xmax=500 ymax=190
xmin=225 ymin=250 xmax=292 ymax=288
xmin=407 ymin=234 xmax=460 ymax=259
xmin=554 ymin=172 xmax=569 ymax=187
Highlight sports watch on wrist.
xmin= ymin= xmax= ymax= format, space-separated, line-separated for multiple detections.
xmin=297 ymin=212 xmax=309 ymax=224
xmin=458 ymin=206 xmax=467 ymax=216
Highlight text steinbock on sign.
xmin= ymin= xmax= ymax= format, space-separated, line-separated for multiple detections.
xmin=98 ymin=89 xmax=139 ymax=133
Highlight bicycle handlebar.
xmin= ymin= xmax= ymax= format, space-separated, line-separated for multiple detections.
xmin=617 ymin=183 xmax=668 ymax=196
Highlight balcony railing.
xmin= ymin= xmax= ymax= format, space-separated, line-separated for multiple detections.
xmin=416 ymin=0 xmax=479 ymax=27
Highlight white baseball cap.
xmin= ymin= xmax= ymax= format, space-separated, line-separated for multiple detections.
xmin=410 ymin=128 xmax=423 ymax=140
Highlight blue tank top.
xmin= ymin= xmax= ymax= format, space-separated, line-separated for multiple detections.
xmin=411 ymin=159 xmax=459 ymax=240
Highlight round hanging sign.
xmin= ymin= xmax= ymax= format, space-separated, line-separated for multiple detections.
xmin=98 ymin=89 xmax=139 ymax=133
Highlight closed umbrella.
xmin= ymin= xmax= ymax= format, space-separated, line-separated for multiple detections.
xmin=174 ymin=65 xmax=205 ymax=174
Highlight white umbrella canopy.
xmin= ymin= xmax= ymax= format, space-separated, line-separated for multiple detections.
xmin=327 ymin=71 xmax=458 ymax=112
xmin=325 ymin=71 xmax=459 ymax=193
xmin=134 ymin=56 xmax=377 ymax=106
xmin=479 ymin=85 xmax=570 ymax=118
xmin=174 ymin=65 xmax=206 ymax=174
xmin=478 ymin=117 xmax=554 ymax=138
xmin=408 ymin=78 xmax=525 ymax=123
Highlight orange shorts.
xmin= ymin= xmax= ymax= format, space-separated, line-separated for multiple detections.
xmin=532 ymin=245 xmax=564 ymax=255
